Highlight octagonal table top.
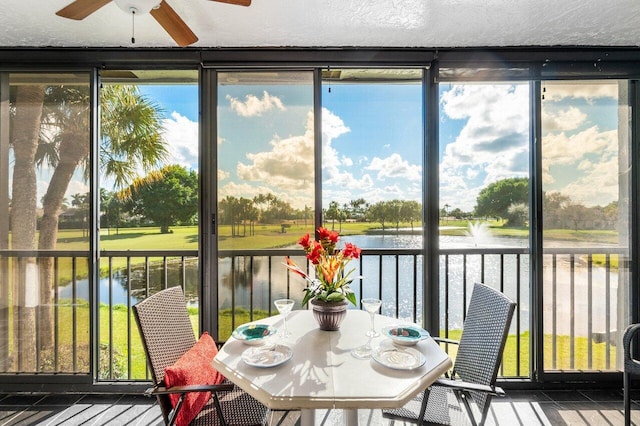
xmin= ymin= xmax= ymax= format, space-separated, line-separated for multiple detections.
xmin=213 ymin=309 xmax=452 ymax=412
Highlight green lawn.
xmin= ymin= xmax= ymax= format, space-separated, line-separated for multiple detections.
xmin=98 ymin=304 xmax=269 ymax=379
xmin=49 ymin=222 xmax=622 ymax=255
xmin=42 ymin=302 xmax=616 ymax=380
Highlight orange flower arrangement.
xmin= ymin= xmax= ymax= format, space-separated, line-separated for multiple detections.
xmin=284 ymin=227 xmax=361 ymax=307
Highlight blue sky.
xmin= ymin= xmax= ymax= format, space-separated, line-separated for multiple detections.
xmin=129 ymin=79 xmax=621 ymax=214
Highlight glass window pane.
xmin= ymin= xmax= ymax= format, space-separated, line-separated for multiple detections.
xmin=541 ymin=80 xmax=631 ymax=372
xmin=321 ymin=68 xmax=424 ymax=320
xmin=216 ymin=71 xmax=314 ymax=339
xmin=98 ymin=70 xmax=199 ymax=379
xmin=217 ymin=71 xmax=315 ymax=250
xmin=321 ymin=69 xmax=424 ymax=249
xmin=1 ymin=72 xmax=91 ymax=373
xmin=439 ymin=82 xmax=530 ymax=378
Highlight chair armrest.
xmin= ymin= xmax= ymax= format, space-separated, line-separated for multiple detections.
xmin=434 ymin=377 xmax=506 ymax=397
xmin=145 ymin=382 xmax=235 ymax=397
xmin=433 ymin=337 xmax=460 ymax=346
xmin=623 ymin=324 xmax=640 ymax=365
xmin=145 ymin=382 xmax=236 ymax=426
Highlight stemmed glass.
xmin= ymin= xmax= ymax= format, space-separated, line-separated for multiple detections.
xmin=274 ymin=298 xmax=295 ymax=338
xmin=351 ymin=298 xmax=382 ymax=359
xmin=362 ymin=298 xmax=382 ymax=337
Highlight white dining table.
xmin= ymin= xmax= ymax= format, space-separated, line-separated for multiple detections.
xmin=213 ymin=309 xmax=452 ymax=426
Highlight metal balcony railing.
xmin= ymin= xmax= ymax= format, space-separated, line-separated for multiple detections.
xmin=0 ymin=245 xmax=628 ymax=381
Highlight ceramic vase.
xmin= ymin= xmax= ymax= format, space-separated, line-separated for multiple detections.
xmin=310 ymin=298 xmax=348 ymax=331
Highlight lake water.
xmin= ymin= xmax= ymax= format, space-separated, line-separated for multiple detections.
xmin=61 ymin=234 xmax=486 ymax=303
xmin=59 ymin=233 xmax=622 ymax=336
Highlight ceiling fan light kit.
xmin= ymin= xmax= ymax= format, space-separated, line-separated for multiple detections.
xmin=56 ymin=0 xmax=251 ymax=47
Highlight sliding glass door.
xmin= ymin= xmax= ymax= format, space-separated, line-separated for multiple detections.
xmin=540 ymin=80 xmax=631 ymax=373
xmin=215 ymin=71 xmax=315 ymax=339
xmin=438 ymin=82 xmax=531 ymax=378
xmin=0 ymin=72 xmax=92 ymax=375
xmin=321 ymin=68 xmax=424 ymax=320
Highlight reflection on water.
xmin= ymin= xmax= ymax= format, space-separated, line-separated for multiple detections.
xmin=59 ymin=258 xmax=199 ymax=307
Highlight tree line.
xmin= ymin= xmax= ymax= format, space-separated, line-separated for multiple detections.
xmin=74 ymin=174 xmax=618 ymax=236
xmin=94 ymin=167 xmax=425 ymax=235
xmin=442 ymin=177 xmax=619 ymax=231
xmin=220 ymin=195 xmax=422 ymax=235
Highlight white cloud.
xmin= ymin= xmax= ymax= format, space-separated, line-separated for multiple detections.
xmin=543 ymin=81 xmax=618 ymax=102
xmin=226 ymin=91 xmax=286 ymax=117
xmin=321 ymin=108 xmax=353 ymax=184
xmin=562 ymin=155 xmax=620 ymax=206
xmin=365 ymin=153 xmax=421 ymax=181
xmin=229 ymin=107 xmax=357 ymax=209
xmin=439 ymin=84 xmax=529 ymax=210
xmin=232 ymin=104 xmax=420 ymax=208
xmin=218 ymin=169 xmax=229 ymax=180
xmin=236 ymin=111 xmax=314 ymax=191
xmin=325 ymin=169 xmax=375 ymax=191
xmin=541 ymin=127 xmax=619 ymax=206
xmin=237 ymin=133 xmax=314 ymax=191
xmin=542 ymin=106 xmax=587 ymax=132
xmin=33 ymin=167 xmax=88 ymax=209
xmin=439 ymin=172 xmax=484 ymax=212
xmin=542 ymin=127 xmax=616 ymax=167
xmin=541 ymin=164 xmax=555 ymax=184
xmin=324 ymin=177 xmax=421 ymax=208
xmin=218 ymin=181 xmax=271 ymax=200
xmin=162 ymin=112 xmax=198 ymax=170
xmin=64 ymin=179 xmax=89 ymax=200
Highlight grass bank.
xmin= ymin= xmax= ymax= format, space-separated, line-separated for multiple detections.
xmin=94 ymin=304 xmax=613 ymax=380
xmin=44 ymin=303 xmax=616 ymax=379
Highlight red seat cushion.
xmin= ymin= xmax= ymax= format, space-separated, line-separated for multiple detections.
xmin=163 ymin=332 xmax=226 ymax=426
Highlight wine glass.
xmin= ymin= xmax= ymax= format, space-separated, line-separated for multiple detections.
xmin=274 ymin=298 xmax=295 ymax=338
xmin=362 ymin=298 xmax=382 ymax=337
xmin=351 ymin=298 xmax=382 ymax=359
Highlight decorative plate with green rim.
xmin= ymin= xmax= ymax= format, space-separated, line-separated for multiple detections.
xmin=382 ymin=325 xmax=430 ymax=346
xmin=232 ymin=324 xmax=277 ymax=345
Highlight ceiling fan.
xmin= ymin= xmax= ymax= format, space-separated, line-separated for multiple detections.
xmin=55 ymin=0 xmax=251 ymax=47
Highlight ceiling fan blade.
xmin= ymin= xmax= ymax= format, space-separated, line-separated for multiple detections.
xmin=56 ymin=0 xmax=112 ymax=20
xmin=150 ymin=0 xmax=198 ymax=47
xmin=211 ymin=0 xmax=252 ymax=6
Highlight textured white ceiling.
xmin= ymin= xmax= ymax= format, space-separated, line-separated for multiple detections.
xmin=1 ymin=0 xmax=640 ymax=48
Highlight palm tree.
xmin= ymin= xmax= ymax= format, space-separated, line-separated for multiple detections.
xmin=8 ymin=81 xmax=167 ymax=370
xmin=8 ymin=84 xmax=45 ymax=371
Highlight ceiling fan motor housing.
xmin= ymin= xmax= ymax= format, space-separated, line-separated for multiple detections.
xmin=113 ymin=0 xmax=161 ymax=15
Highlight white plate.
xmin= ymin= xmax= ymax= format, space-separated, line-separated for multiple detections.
xmin=372 ymin=345 xmax=426 ymax=370
xmin=231 ymin=324 xmax=277 ymax=346
xmin=242 ymin=344 xmax=293 ymax=368
xmin=381 ymin=325 xmax=430 ymax=346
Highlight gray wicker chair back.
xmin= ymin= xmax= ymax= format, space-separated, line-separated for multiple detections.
xmin=382 ymin=282 xmax=515 ymax=425
xmin=133 ymin=286 xmax=197 ymax=422
xmin=454 ymin=282 xmax=516 ymax=419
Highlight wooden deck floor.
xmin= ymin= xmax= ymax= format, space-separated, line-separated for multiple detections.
xmin=1 ymin=389 xmax=639 ymax=425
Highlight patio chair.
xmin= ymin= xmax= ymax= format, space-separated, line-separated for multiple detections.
xmin=623 ymin=323 xmax=640 ymax=426
xmin=132 ymin=286 xmax=269 ymax=426
xmin=383 ymin=282 xmax=516 ymax=426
